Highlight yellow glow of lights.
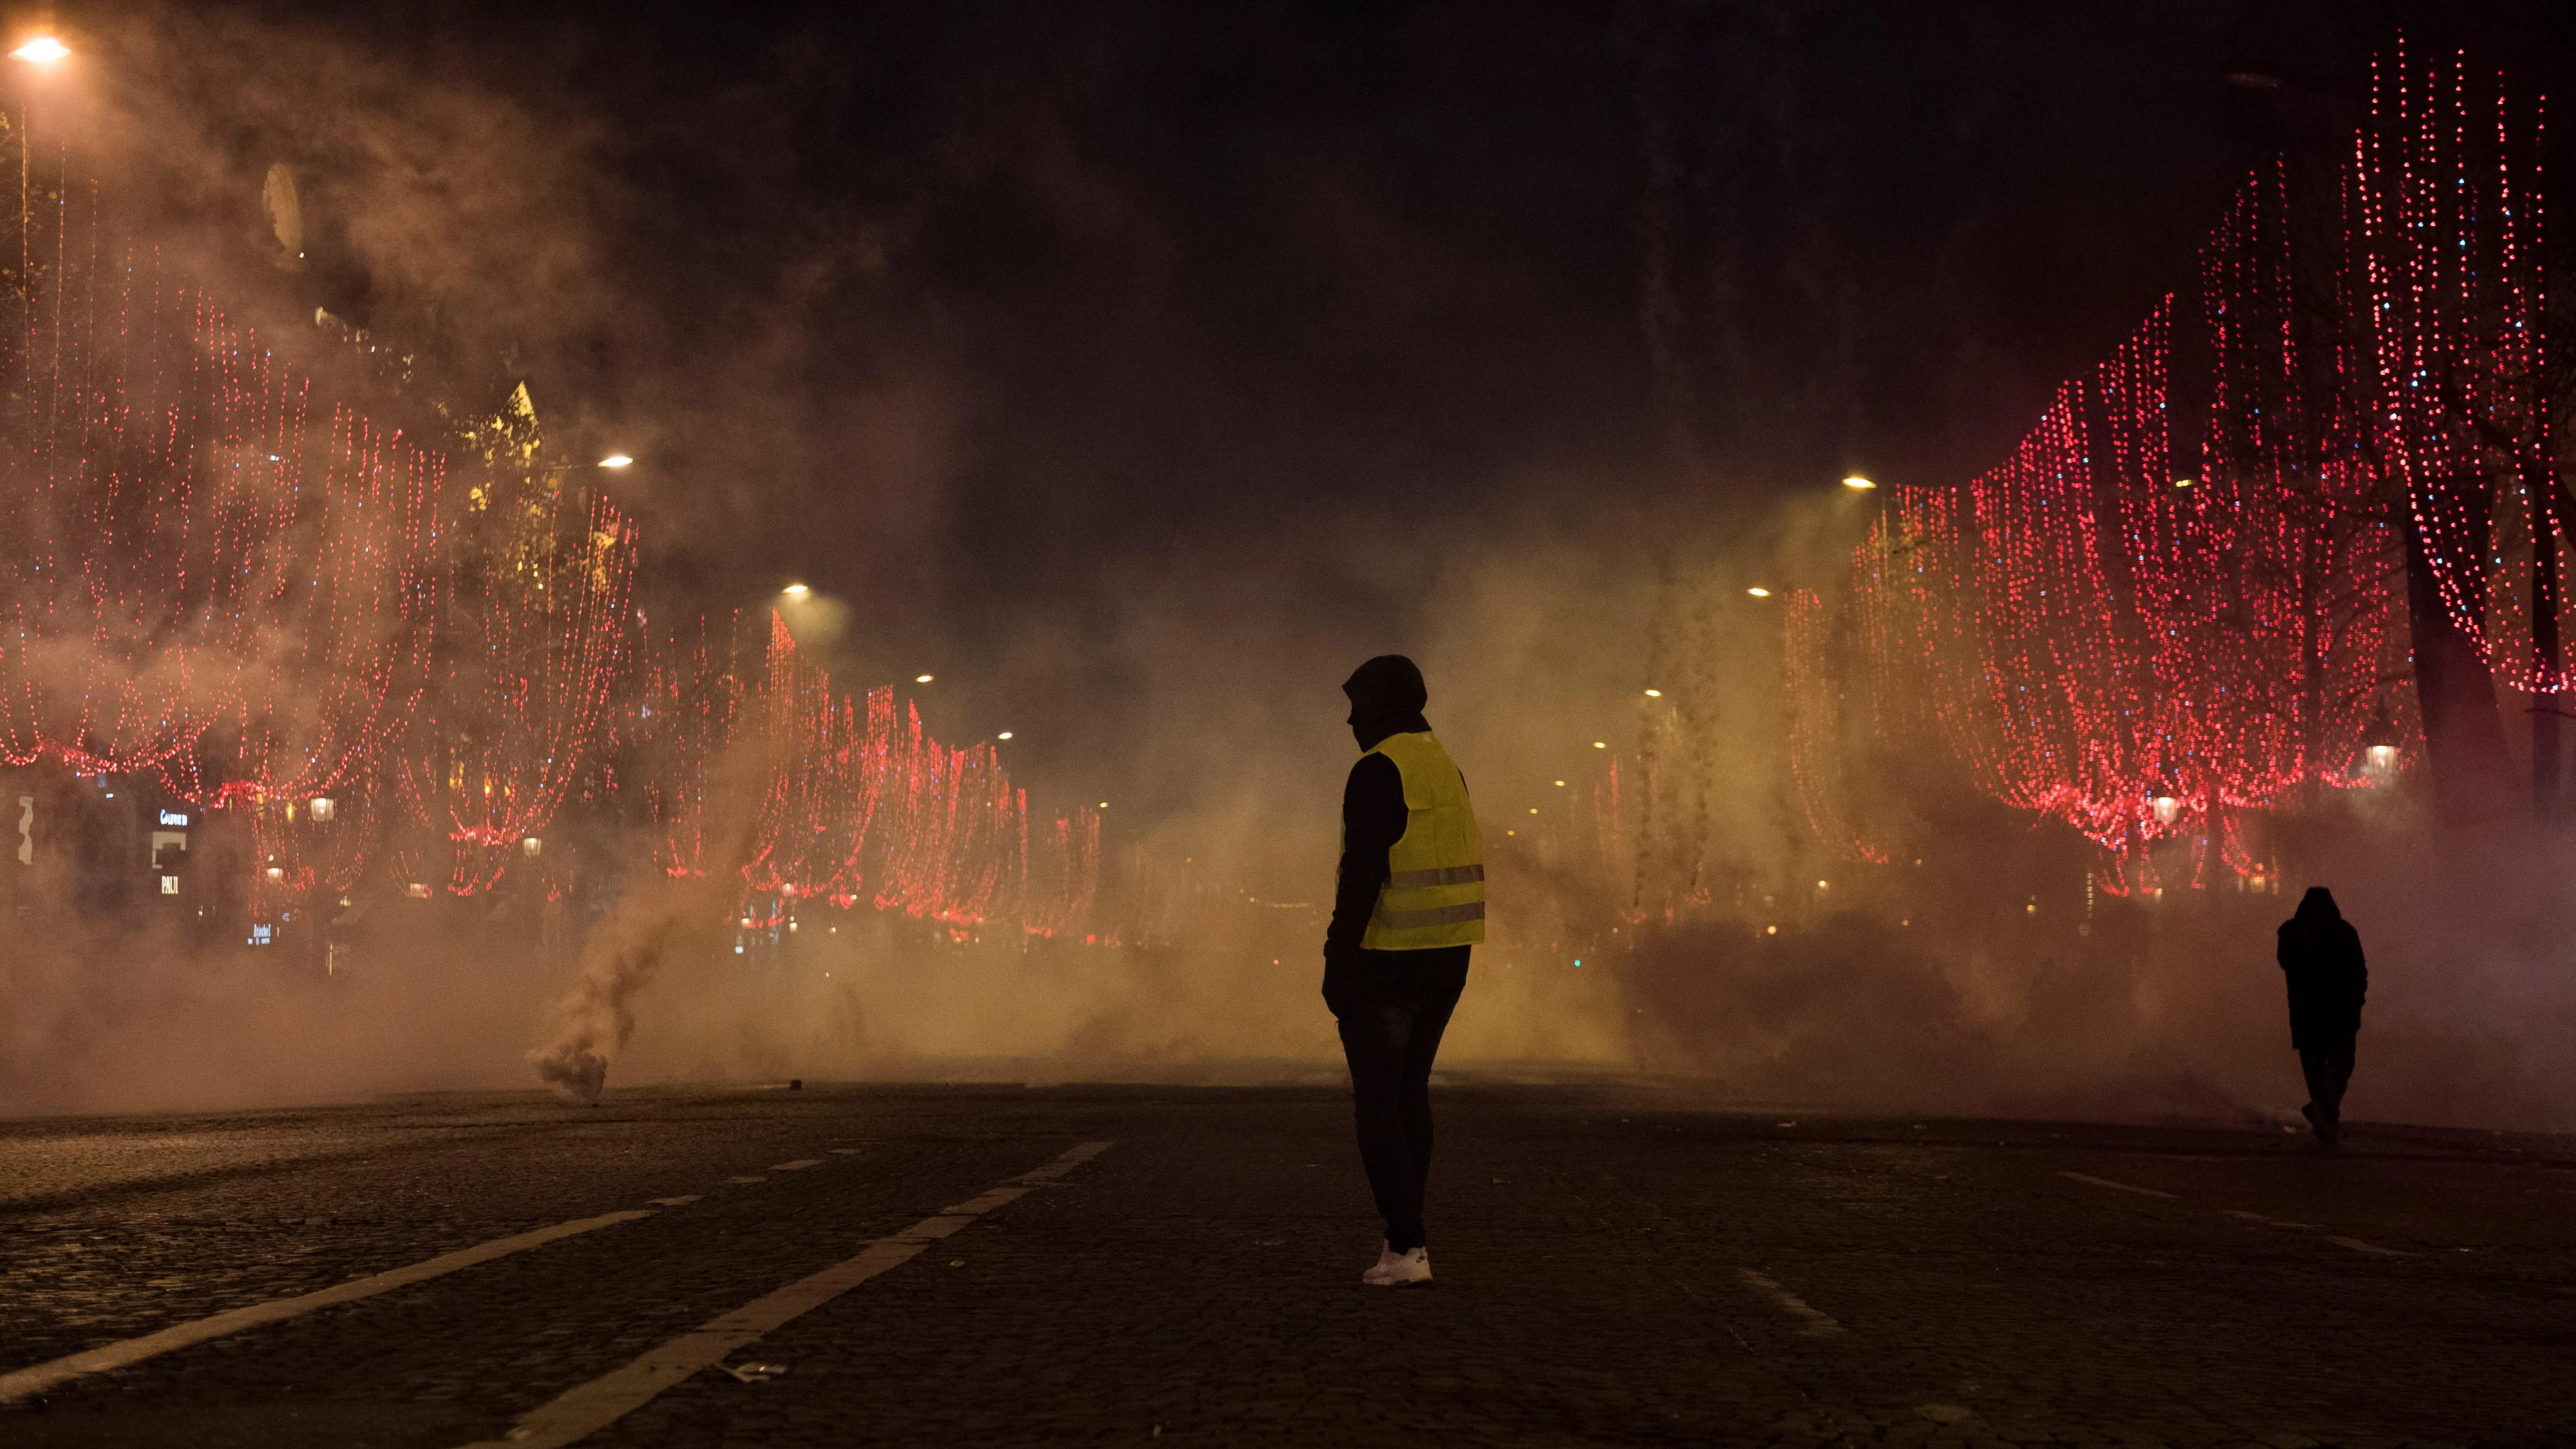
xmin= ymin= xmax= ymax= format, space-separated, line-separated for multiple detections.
xmin=1553 ymin=780 xmax=1565 ymax=787
xmin=782 ymin=583 xmax=809 ymax=597
xmin=598 ymin=454 xmax=634 ymax=469
xmin=1841 ymin=475 xmax=1876 ymax=489
xmin=1643 ymin=688 xmax=1662 ymax=697
xmin=1746 ymin=586 xmax=1772 ymax=598
xmin=1097 ymin=801 xmax=1108 ymax=809
xmin=2174 ymin=476 xmax=2196 ymax=489
xmin=997 ymin=731 xmax=1014 ymax=741
xmin=915 ymin=673 xmax=934 ymax=683
xmin=12 ymin=37 xmax=68 ymax=64
xmin=1592 ymin=741 xmax=1606 ymax=748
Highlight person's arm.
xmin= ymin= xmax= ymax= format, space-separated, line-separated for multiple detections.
xmin=1325 ymin=752 xmax=1407 ymax=958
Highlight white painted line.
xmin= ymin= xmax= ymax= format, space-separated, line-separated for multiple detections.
xmin=2058 ymin=1170 xmax=2174 ymax=1199
xmin=2328 ymin=1235 xmax=2412 ymax=1257
xmin=0 ymin=1209 xmax=653 ymax=1405
xmin=1737 ymin=1268 xmax=1843 ymax=1337
xmin=457 ymin=1141 xmax=1114 ymax=1449
xmin=2223 ymin=1208 xmax=2316 ymax=1230
xmin=647 ymin=1196 xmax=701 ymax=1208
xmin=769 ymin=1159 xmax=821 ymax=1172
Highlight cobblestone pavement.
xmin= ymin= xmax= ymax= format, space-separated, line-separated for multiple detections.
xmin=2 ymin=1083 xmax=2570 ymax=1447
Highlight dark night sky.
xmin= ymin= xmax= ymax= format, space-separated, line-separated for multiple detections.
xmin=65 ymin=0 xmax=2576 ymax=838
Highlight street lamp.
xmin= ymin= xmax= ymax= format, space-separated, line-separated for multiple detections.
xmin=11 ymin=36 xmax=68 ymax=64
xmin=2150 ymin=794 xmax=2181 ymax=827
xmin=1746 ymin=586 xmax=1771 ymax=598
xmin=997 ymin=731 xmax=1014 ymax=741
xmin=2360 ymin=702 xmax=2400 ymax=778
xmin=522 ymin=836 xmax=543 ymax=858
xmin=915 ymin=673 xmax=934 ymax=684
xmin=307 ymin=796 xmax=335 ymax=823
xmin=782 ymin=583 xmax=809 ymax=598
xmin=1841 ymin=475 xmax=1876 ymax=490
xmin=534 ymin=455 xmax=634 ymax=475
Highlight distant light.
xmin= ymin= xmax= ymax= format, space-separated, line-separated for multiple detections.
xmin=2151 ymin=794 xmax=2181 ymax=826
xmin=598 ymin=454 xmax=634 ymax=469
xmin=1592 ymin=741 xmax=1606 ymax=749
xmin=2174 ymin=476 xmax=2196 ymax=489
xmin=916 ymin=673 xmax=934 ymax=683
xmin=308 ymin=796 xmax=335 ymax=823
xmin=1643 ymin=688 xmax=1663 ymax=698
xmin=997 ymin=731 xmax=1014 ymax=741
xmin=1746 ymin=587 xmax=1771 ymax=598
xmin=1097 ymin=801 xmax=1108 ymax=809
xmin=522 ymin=836 xmax=543 ymax=858
xmin=1765 ymin=925 xmax=1777 ymax=935
xmin=1816 ymin=879 xmax=1829 ymax=890
xmin=12 ymin=37 xmax=68 ymax=65
xmin=782 ymin=583 xmax=810 ymax=598
xmin=1842 ymin=475 xmax=1876 ymax=490
xmin=265 ymin=867 xmax=285 ymax=882
xmin=1553 ymin=780 xmax=1565 ymax=787
xmin=2365 ymin=743 xmax=2399 ymax=774
xmin=1528 ymin=807 xmax=1539 ymax=815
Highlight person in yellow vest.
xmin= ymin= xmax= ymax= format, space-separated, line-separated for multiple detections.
xmin=1324 ymin=654 xmax=1484 ymax=1286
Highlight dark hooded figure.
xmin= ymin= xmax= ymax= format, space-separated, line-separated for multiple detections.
xmin=2277 ymin=886 xmax=2367 ymax=1145
xmin=1324 ymin=654 xmax=1486 ymax=1286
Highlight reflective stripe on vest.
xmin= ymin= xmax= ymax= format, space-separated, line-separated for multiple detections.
xmin=1358 ymin=731 xmax=1486 ymax=950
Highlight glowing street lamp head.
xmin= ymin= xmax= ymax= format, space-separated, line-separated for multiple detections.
xmin=1841 ymin=475 xmax=1876 ymax=490
xmin=1591 ymin=741 xmax=1606 ymax=749
xmin=12 ymin=36 xmax=69 ymax=65
xmin=782 ymin=582 xmax=809 ymax=598
xmin=1746 ymin=586 xmax=1771 ymax=598
xmin=597 ymin=453 xmax=634 ymax=469
xmin=997 ymin=731 xmax=1014 ymax=741
xmin=1642 ymin=688 xmax=1662 ymax=698
xmin=915 ymin=673 xmax=934 ymax=684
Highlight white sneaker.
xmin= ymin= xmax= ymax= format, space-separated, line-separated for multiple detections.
xmin=1362 ymin=1243 xmax=1431 ymax=1286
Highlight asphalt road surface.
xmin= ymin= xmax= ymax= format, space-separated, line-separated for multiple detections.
xmin=2 ymin=1083 xmax=2571 ymax=1447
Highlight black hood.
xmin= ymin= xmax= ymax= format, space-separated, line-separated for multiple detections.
xmin=2294 ymin=886 xmax=2341 ymax=923
xmin=1343 ymin=654 xmax=1430 ymax=749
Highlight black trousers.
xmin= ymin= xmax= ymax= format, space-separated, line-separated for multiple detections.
xmin=1322 ymin=946 xmax=1469 ymax=1254
xmin=2299 ymin=1039 xmax=2356 ymax=1121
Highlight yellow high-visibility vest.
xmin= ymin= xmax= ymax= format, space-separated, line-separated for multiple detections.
xmin=1357 ymin=731 xmax=1486 ymax=949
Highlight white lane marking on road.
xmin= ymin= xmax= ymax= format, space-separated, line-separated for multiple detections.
xmin=2328 ymin=1235 xmax=2412 ymax=1257
xmin=457 ymin=1140 xmax=1115 ymax=1449
xmin=2223 ymin=1208 xmax=2317 ymax=1230
xmin=1737 ymin=1268 xmax=1843 ymax=1337
xmin=769 ymin=1159 xmax=821 ymax=1171
xmin=647 ymin=1197 xmax=702 ymax=1208
xmin=0 ymin=1209 xmax=654 ymax=1405
xmin=2058 ymin=1170 xmax=2174 ymax=1199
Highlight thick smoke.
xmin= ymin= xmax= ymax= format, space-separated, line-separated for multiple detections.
xmin=9 ymin=5 xmax=2571 ymax=1139
xmin=525 ymin=732 xmax=781 ymax=1102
